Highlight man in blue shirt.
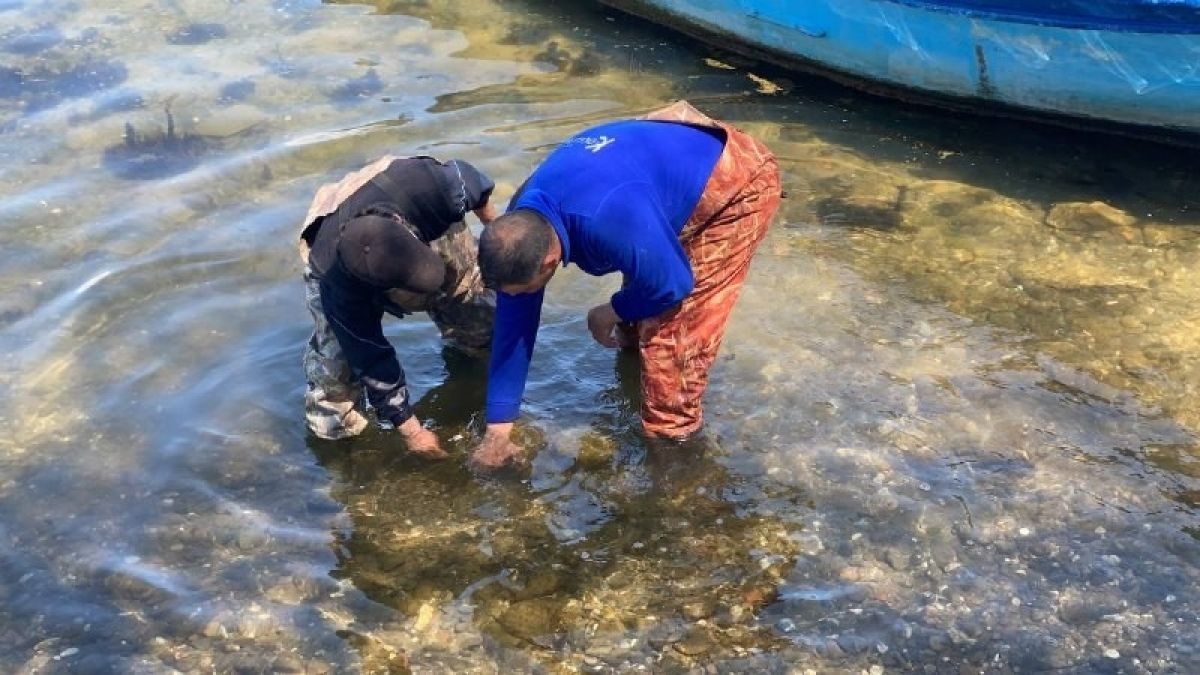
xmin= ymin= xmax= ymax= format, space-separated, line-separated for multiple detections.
xmin=470 ymin=101 xmax=782 ymax=470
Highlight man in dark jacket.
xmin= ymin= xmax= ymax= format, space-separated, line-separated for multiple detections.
xmin=299 ymin=155 xmax=496 ymax=455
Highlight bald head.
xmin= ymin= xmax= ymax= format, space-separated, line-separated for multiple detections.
xmin=479 ymin=209 xmax=555 ymax=289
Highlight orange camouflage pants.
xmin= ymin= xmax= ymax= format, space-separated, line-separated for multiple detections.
xmin=636 ymin=123 xmax=782 ymax=439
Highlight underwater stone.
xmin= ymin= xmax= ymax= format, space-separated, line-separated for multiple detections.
xmin=498 ymin=598 xmax=564 ymax=642
xmin=262 ymin=53 xmax=306 ymax=79
xmin=76 ymin=27 xmax=101 ymax=45
xmin=329 ymin=68 xmax=383 ymax=103
xmin=681 ymin=599 xmax=715 ymax=621
xmin=836 ymin=633 xmax=875 ymax=655
xmin=576 ymin=433 xmax=615 ymax=471
xmin=166 ymin=23 xmax=228 ymax=45
xmin=816 ymin=195 xmax=903 ymax=230
xmin=1045 ymin=201 xmax=1137 ymax=233
xmin=671 ymin=628 xmax=714 ymax=656
xmin=272 ymin=654 xmax=304 ymax=672
xmin=217 ymin=79 xmax=255 ymax=104
xmin=513 ymin=568 xmax=565 ymax=600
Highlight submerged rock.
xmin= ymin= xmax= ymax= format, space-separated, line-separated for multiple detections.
xmin=217 ymin=79 xmax=255 ymax=105
xmin=497 ymin=598 xmax=564 ymax=643
xmin=329 ymin=68 xmax=383 ymax=103
xmin=166 ymin=23 xmax=228 ymax=45
xmin=576 ymin=432 xmax=616 ymax=471
xmin=262 ymin=53 xmax=306 ymax=79
xmin=534 ymin=41 xmax=604 ymax=77
xmin=816 ymin=194 xmax=903 ymax=230
xmin=1045 ymin=201 xmax=1138 ymax=234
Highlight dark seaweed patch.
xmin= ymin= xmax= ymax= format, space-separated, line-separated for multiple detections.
xmin=329 ymin=68 xmax=383 ymax=103
xmin=166 ymin=22 xmax=228 ymax=45
xmin=262 ymin=54 xmax=305 ymax=79
xmin=75 ymin=27 xmax=101 ymax=45
xmin=2 ymin=24 xmax=64 ymax=55
xmin=217 ymin=79 xmax=255 ymax=104
xmin=533 ymin=41 xmax=603 ymax=76
xmin=499 ymin=21 xmax=552 ymax=46
xmin=0 ymin=59 xmax=128 ymax=112
xmin=103 ymin=109 xmax=208 ymax=180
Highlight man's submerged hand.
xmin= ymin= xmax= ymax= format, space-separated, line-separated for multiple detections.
xmin=398 ymin=416 xmax=448 ymax=459
xmin=470 ymin=422 xmax=525 ymax=471
xmin=587 ymin=302 xmax=629 ymax=348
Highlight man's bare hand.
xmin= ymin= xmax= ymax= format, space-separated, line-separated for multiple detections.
xmin=587 ymin=302 xmax=624 ymax=348
xmin=470 ymin=423 xmax=524 ymax=471
xmin=398 ymin=416 xmax=448 ymax=459
xmin=473 ymin=202 xmax=499 ymax=225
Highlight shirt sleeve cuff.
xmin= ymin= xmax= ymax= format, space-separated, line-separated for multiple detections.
xmin=610 ymin=291 xmax=656 ymax=324
xmin=485 ymin=400 xmax=521 ymax=423
xmin=387 ymin=404 xmax=414 ymax=428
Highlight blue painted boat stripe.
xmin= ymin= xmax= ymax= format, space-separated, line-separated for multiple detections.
xmin=882 ymin=0 xmax=1200 ymax=34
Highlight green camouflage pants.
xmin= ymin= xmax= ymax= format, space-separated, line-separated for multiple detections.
xmin=302 ymin=220 xmax=494 ymax=439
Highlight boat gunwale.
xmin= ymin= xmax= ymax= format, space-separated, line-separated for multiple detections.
xmin=881 ymin=0 xmax=1200 ymax=35
xmin=598 ymin=0 xmax=1200 ymax=147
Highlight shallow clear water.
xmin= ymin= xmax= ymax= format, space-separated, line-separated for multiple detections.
xmin=1 ymin=0 xmax=1198 ymax=672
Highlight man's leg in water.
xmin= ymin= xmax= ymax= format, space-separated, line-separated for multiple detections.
xmin=303 ymin=267 xmax=370 ymax=439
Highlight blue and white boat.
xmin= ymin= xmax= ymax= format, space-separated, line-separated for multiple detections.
xmin=601 ymin=0 xmax=1200 ymax=137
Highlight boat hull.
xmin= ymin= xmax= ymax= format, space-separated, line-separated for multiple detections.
xmin=600 ymin=0 xmax=1200 ymax=136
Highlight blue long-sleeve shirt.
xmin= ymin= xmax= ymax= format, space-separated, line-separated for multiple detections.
xmin=486 ymin=120 xmax=725 ymax=423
